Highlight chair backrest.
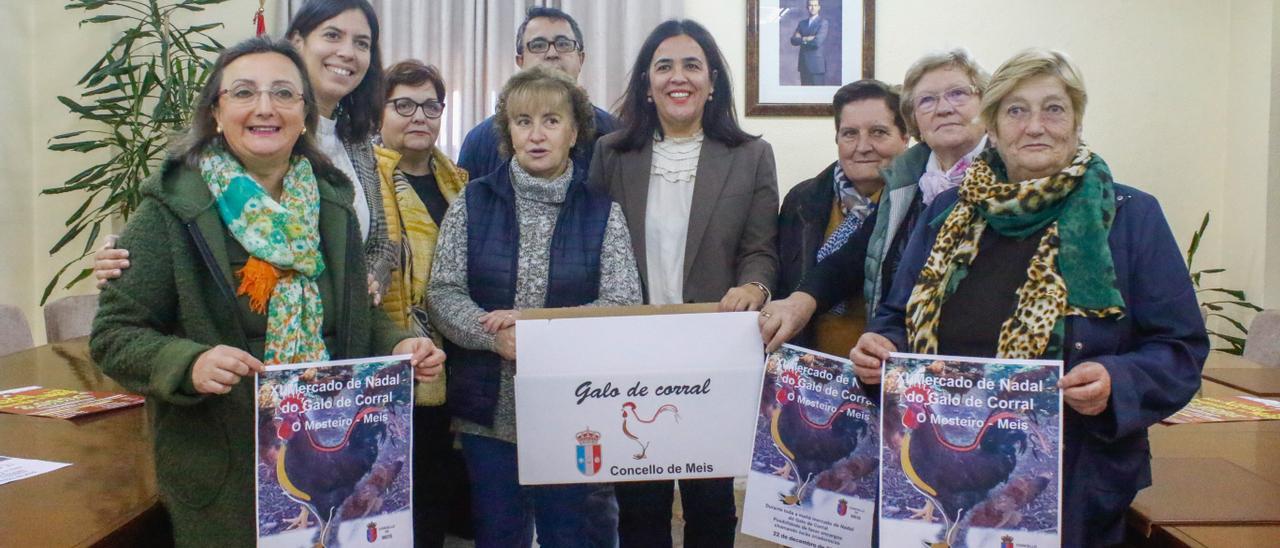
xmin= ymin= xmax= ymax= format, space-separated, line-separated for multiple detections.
xmin=1243 ymin=309 xmax=1280 ymax=367
xmin=44 ymin=294 xmax=99 ymax=343
xmin=0 ymin=304 xmax=35 ymax=357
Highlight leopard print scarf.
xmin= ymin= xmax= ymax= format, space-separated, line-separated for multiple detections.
xmin=906 ymin=144 xmax=1125 ymax=359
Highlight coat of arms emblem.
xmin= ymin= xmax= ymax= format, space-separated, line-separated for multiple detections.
xmin=575 ymin=427 xmax=602 ymax=476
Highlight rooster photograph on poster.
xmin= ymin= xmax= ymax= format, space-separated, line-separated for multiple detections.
xmin=881 ymin=357 xmax=1059 ymax=548
xmin=753 ymin=346 xmax=880 ymax=507
xmin=256 ymin=362 xmax=413 ymax=547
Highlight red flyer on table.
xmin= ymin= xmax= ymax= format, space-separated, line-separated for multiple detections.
xmin=0 ymin=385 xmax=143 ymax=419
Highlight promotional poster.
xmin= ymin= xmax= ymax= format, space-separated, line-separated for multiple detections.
xmin=255 ymin=356 xmax=414 ymax=548
xmin=741 ymin=344 xmax=879 ymax=548
xmin=515 ymin=311 xmax=765 ymax=485
xmin=880 ymin=353 xmax=1062 ymax=548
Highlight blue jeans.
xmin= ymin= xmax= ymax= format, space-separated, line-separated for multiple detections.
xmin=460 ymin=434 xmax=619 ymax=548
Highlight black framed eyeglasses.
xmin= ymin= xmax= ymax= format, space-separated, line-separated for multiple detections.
xmin=387 ymin=98 xmax=445 ymax=119
xmin=525 ymin=36 xmax=580 ymax=54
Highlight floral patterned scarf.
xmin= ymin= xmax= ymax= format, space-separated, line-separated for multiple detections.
xmin=905 ymin=144 xmax=1124 ymax=359
xmin=200 ymin=146 xmax=329 ymax=365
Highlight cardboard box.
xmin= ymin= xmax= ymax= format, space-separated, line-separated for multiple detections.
xmin=514 ymin=305 xmax=765 ymax=485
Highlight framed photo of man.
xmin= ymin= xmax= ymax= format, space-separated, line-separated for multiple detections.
xmin=747 ymin=0 xmax=875 ymax=116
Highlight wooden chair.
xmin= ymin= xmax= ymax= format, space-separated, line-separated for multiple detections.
xmin=1243 ymin=309 xmax=1280 ymax=367
xmin=43 ymin=295 xmax=99 ymax=343
xmin=0 ymin=304 xmax=35 ymax=357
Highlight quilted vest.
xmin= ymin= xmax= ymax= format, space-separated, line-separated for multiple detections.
xmin=446 ymin=162 xmax=611 ymax=426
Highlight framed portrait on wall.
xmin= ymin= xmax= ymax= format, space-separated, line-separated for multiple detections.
xmin=746 ymin=0 xmax=875 ymax=116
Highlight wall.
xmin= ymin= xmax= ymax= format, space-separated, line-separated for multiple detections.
xmin=687 ymin=0 xmax=1277 ymax=317
xmin=0 ymin=4 xmax=35 ymax=334
xmin=1223 ymin=0 xmax=1275 ymax=321
xmin=1269 ymin=0 xmax=1280 ymax=308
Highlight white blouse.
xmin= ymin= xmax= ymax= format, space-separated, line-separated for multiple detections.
xmin=316 ymin=115 xmax=370 ymax=240
xmin=644 ymin=132 xmax=703 ymax=305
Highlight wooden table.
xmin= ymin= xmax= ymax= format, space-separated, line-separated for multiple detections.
xmin=0 ymin=339 xmax=166 ymax=547
xmin=1129 ymin=352 xmax=1280 ymax=547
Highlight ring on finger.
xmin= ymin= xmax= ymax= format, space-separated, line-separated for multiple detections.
xmin=761 ymin=312 xmax=773 ymax=319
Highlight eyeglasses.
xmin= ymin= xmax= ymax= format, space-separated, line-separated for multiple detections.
xmin=913 ymin=85 xmax=977 ymax=114
xmin=219 ymin=84 xmax=304 ymax=107
xmin=387 ymin=98 xmax=445 ymax=119
xmin=525 ymin=36 xmax=580 ymax=54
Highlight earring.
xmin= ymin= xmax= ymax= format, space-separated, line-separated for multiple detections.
xmin=216 ymin=125 xmax=223 ymax=134
xmin=301 ymin=126 xmax=307 ymax=135
xmin=646 ymin=95 xmax=653 ymax=103
xmin=708 ymin=94 xmax=713 ymax=102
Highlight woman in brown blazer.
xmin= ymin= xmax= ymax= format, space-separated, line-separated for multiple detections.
xmin=587 ymin=18 xmax=780 ymax=548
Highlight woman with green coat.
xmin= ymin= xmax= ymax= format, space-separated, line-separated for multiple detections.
xmin=90 ymin=37 xmax=444 ymax=547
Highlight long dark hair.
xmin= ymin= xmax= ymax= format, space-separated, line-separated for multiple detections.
xmin=286 ymin=0 xmax=384 ymax=142
xmin=170 ymin=36 xmax=341 ymax=183
xmin=613 ymin=19 xmax=755 ymax=152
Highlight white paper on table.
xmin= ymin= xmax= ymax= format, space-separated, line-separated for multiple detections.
xmin=0 ymin=455 xmax=71 ymax=486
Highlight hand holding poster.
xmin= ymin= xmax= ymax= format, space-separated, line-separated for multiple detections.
xmin=880 ymin=353 xmax=1062 ymax=548
xmin=255 ymin=356 xmax=413 ymax=548
xmin=742 ymin=345 xmax=879 ymax=548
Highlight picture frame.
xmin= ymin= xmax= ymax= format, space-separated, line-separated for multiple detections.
xmin=746 ymin=0 xmax=876 ymax=116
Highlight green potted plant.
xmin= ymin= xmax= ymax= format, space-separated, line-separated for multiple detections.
xmin=40 ymin=0 xmax=229 ymax=303
xmin=1185 ymin=211 xmax=1263 ymax=354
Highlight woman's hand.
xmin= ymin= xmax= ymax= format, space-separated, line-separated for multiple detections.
xmin=367 ymin=274 xmax=382 ymax=307
xmin=94 ymin=235 xmax=129 ymax=289
xmin=494 ymin=326 xmax=517 ymax=361
xmin=1059 ymin=361 xmax=1112 ymax=416
xmin=720 ymin=283 xmax=768 ymax=312
xmin=850 ymin=332 xmax=896 ymax=385
xmin=191 ymin=345 xmax=266 ymax=395
xmin=758 ymin=292 xmax=818 ymax=353
xmin=394 ymin=337 xmax=446 ymax=382
xmin=479 ymin=309 xmax=520 ymax=334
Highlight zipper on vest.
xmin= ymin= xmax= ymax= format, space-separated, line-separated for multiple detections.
xmin=185 ymin=222 xmax=252 ymax=351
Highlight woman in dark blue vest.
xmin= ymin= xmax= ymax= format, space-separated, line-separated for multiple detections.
xmin=428 ymin=65 xmax=642 ymax=548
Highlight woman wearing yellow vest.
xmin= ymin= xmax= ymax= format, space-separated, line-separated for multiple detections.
xmin=375 ymin=59 xmax=470 ymax=547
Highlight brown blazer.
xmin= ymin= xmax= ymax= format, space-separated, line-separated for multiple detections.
xmin=588 ymin=131 xmax=780 ymax=303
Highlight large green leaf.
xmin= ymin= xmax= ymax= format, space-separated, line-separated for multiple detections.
xmin=81 ymin=14 xmax=128 ymax=24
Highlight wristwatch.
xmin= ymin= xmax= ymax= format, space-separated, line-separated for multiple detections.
xmin=746 ymin=281 xmax=772 ymax=303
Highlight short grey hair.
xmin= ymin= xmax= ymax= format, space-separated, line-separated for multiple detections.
xmin=900 ymin=48 xmax=990 ymax=140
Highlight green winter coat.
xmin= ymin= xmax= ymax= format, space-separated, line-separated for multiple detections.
xmin=862 ymin=142 xmax=930 ymax=316
xmin=91 ymin=158 xmax=410 ymax=547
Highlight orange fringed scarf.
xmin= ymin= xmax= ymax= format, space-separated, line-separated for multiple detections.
xmin=237 ymin=256 xmax=282 ymax=315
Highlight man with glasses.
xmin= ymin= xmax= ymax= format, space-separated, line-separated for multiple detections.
xmin=457 ymin=6 xmax=618 ymax=179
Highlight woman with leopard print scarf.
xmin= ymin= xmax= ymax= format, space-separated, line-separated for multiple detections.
xmin=851 ymin=49 xmax=1207 ymax=546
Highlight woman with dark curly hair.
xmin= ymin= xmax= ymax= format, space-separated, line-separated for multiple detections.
xmin=91 ymin=36 xmax=443 ymax=547
xmin=588 ymin=18 xmax=780 ymax=548
xmin=94 ymin=0 xmax=394 ymax=305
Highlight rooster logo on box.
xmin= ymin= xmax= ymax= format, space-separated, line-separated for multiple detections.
xmin=576 ymin=427 xmax=603 ymax=476
xmin=620 ymin=402 xmax=681 ymax=459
